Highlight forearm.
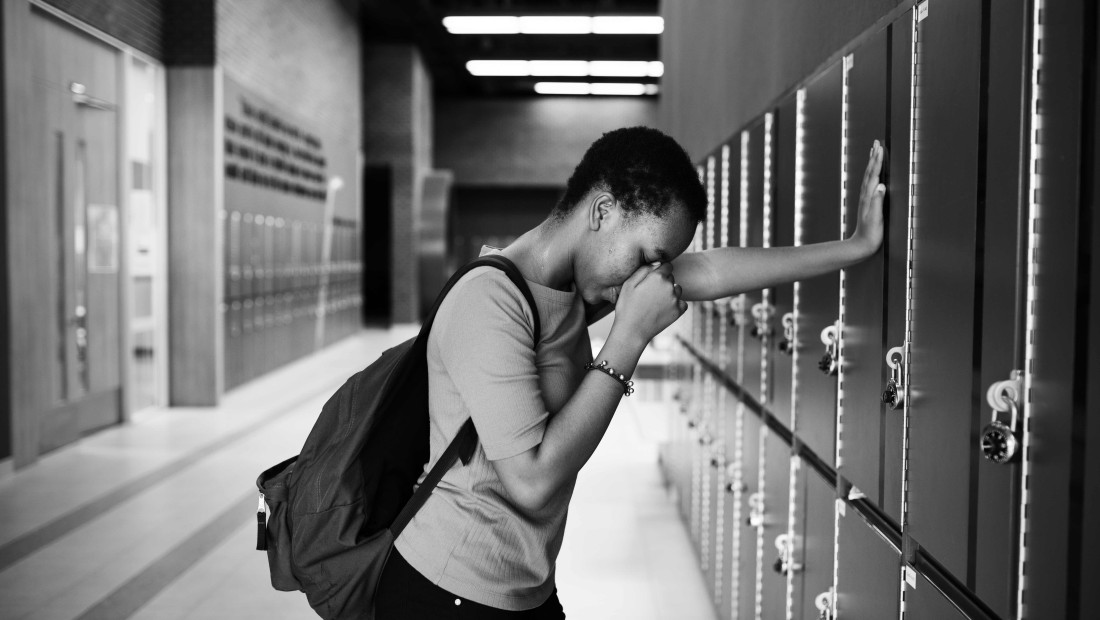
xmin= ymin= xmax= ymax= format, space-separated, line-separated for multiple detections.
xmin=520 ymin=326 xmax=647 ymax=505
xmin=673 ymin=237 xmax=876 ymax=302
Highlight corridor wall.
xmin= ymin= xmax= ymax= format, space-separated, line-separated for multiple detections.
xmin=659 ymin=0 xmax=1099 ymax=618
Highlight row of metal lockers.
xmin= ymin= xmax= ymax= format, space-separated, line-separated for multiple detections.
xmin=658 ymin=1 xmax=1098 ymax=619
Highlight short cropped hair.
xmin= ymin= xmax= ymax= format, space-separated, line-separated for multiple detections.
xmin=552 ymin=126 xmax=706 ymax=224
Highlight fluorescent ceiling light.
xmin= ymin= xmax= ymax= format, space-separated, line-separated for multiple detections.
xmin=443 ymin=15 xmax=664 ymax=35
xmin=534 ymin=82 xmax=592 ymax=95
xmin=518 ymin=16 xmax=591 ymax=34
xmin=589 ymin=61 xmax=651 ymax=77
xmin=467 ymin=60 xmax=664 ymax=78
xmin=534 ymin=82 xmax=659 ymax=96
xmin=466 ymin=60 xmax=530 ymax=76
xmin=592 ymin=16 xmax=664 ymax=34
xmin=442 ymin=16 xmax=519 ymax=34
xmin=528 ymin=60 xmax=589 ymax=76
xmin=590 ymin=83 xmax=648 ymax=96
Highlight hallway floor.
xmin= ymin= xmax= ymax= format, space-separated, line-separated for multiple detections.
xmin=0 ymin=330 xmax=715 ymax=620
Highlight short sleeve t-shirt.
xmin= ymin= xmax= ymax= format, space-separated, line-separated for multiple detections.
xmin=393 ymin=247 xmax=593 ymax=611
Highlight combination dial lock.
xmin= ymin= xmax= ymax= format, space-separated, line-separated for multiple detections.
xmin=777 ymin=312 xmax=795 ymax=355
xmin=818 ymin=322 xmax=840 ymax=376
xmin=980 ymin=372 xmax=1023 ymax=464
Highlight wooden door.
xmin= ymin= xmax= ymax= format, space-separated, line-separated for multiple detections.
xmin=36 ymin=13 xmax=123 ymax=453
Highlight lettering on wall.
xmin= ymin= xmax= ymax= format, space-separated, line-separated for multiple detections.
xmin=224 ymin=97 xmax=327 ymax=202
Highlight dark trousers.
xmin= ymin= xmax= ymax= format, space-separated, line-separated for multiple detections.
xmin=375 ymin=549 xmax=566 ymax=620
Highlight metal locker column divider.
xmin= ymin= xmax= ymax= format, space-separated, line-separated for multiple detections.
xmin=699 ymin=154 xmax=718 ymax=592
xmin=719 ymin=136 xmax=747 ymax=620
xmin=741 ymin=122 xmax=767 ymax=620
xmin=757 ymin=112 xmax=793 ymax=620
xmin=741 ymin=123 xmax=766 ymax=405
xmin=712 ymin=144 xmax=733 ymax=613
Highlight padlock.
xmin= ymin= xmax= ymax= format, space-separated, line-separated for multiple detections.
xmin=814 ymin=589 xmax=835 ymax=620
xmin=818 ymin=322 xmax=839 ymax=376
xmin=778 ymin=312 xmax=795 ymax=355
xmin=981 ymin=401 xmax=1019 ymax=464
xmin=745 ymin=492 xmax=765 ymax=527
xmin=750 ymin=301 xmax=775 ymax=340
xmin=708 ymin=447 xmax=726 ymax=469
xmin=881 ymin=346 xmax=905 ymax=410
xmin=980 ymin=374 xmax=1022 ymax=464
xmin=772 ymin=533 xmax=802 ymax=575
xmin=724 ymin=463 xmax=740 ymax=493
xmin=729 ymin=295 xmax=748 ymax=327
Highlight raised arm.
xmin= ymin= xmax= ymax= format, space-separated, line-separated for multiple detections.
xmin=673 ymin=140 xmax=886 ymax=302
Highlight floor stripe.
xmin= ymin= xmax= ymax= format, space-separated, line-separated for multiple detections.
xmin=0 ymin=381 xmax=339 ymax=574
xmin=75 ymin=492 xmax=258 ymax=620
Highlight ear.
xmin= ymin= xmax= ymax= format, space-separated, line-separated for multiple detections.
xmin=586 ymin=191 xmax=619 ymax=232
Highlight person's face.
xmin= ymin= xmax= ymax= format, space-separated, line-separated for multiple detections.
xmin=574 ymin=193 xmax=697 ymax=307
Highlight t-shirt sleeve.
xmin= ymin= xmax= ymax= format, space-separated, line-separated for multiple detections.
xmin=430 ymin=269 xmax=547 ymax=461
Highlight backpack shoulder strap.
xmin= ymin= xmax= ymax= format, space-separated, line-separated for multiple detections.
xmin=416 ymin=253 xmax=541 ymax=352
xmin=390 ymin=254 xmax=542 ymax=538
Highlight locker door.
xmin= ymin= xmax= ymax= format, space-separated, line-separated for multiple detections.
xmin=905 ymin=0 xmax=984 ymax=582
xmin=836 ymin=27 xmax=899 ymax=516
xmin=972 ymin=0 xmax=1027 ymax=616
xmin=904 ymin=572 xmax=968 ymax=620
xmin=758 ymin=428 xmax=791 ymax=617
xmin=835 ymin=504 xmax=901 ymax=618
xmin=789 ymin=461 xmax=836 ymax=620
xmin=795 ymin=62 xmax=843 ymax=469
xmin=734 ymin=412 xmax=762 ymax=620
xmin=741 ymin=123 xmax=766 ymax=404
xmin=772 ymin=96 xmax=798 ymax=431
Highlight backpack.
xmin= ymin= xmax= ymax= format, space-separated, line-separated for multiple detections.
xmin=255 ymin=254 xmax=541 ymax=620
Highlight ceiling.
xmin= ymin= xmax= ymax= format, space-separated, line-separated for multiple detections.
xmin=358 ymin=0 xmax=661 ymax=97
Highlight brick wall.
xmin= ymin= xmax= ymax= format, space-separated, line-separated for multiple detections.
xmin=217 ymin=0 xmax=360 ymax=224
xmin=435 ymin=97 xmax=658 ymax=187
xmin=42 ymin=0 xmax=166 ymax=59
xmin=362 ymin=45 xmax=432 ymax=324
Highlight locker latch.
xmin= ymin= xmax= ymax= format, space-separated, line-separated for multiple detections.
xmin=981 ymin=371 xmax=1023 ymax=464
xmin=778 ymin=312 xmax=796 ymax=355
xmin=818 ymin=321 xmax=840 ymax=376
xmin=750 ymin=301 xmax=776 ymax=340
xmin=772 ymin=533 xmax=803 ymax=575
xmin=728 ymin=295 xmax=748 ymax=327
xmin=814 ymin=588 xmax=836 ymax=620
xmin=745 ymin=491 xmax=765 ymax=527
xmin=881 ymin=346 xmax=906 ymax=410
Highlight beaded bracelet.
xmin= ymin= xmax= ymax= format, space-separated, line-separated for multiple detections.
xmin=584 ymin=360 xmax=635 ymax=397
